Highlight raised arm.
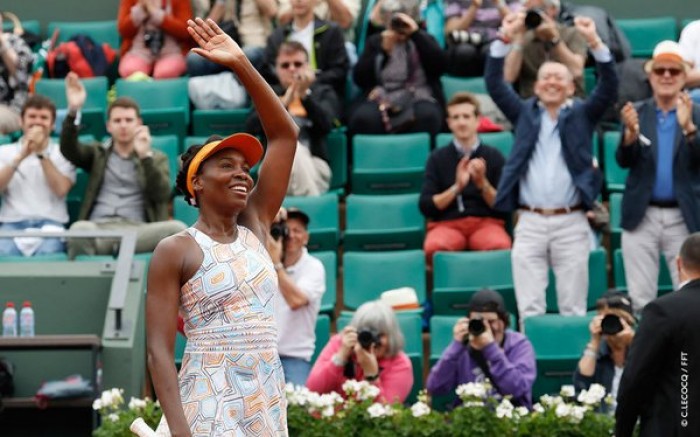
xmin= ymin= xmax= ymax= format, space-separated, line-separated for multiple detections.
xmin=60 ymin=73 xmax=97 ymax=170
xmin=485 ymin=14 xmax=526 ymax=124
xmin=187 ymin=18 xmax=298 ymax=233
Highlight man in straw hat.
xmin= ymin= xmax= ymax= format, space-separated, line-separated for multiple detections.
xmin=616 ymin=40 xmax=700 ymax=314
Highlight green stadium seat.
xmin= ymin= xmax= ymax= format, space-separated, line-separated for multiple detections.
xmin=344 ymin=193 xmax=424 ymax=251
xmin=283 ymin=193 xmax=339 ymax=251
xmin=327 ymin=128 xmax=347 ymax=194
xmin=174 ymin=332 xmax=187 ymax=369
xmin=612 ymin=249 xmax=674 ymax=297
xmin=115 ymin=78 xmax=189 ymax=138
xmin=440 ymin=76 xmax=488 ymax=102
xmin=47 ymin=20 xmax=121 ymax=49
xmin=2 ymin=20 xmax=41 ymax=37
xmin=173 ymin=196 xmax=199 ymax=227
xmin=616 ymin=17 xmax=678 ymax=58
xmin=342 ymin=250 xmax=426 ymax=310
xmin=428 ymin=315 xmax=461 ymax=410
xmin=610 ymin=192 xmax=622 ymax=253
xmin=150 ymin=135 xmax=180 ymax=187
xmin=545 ymin=248 xmax=608 ymax=313
xmin=0 ymin=135 xmax=11 ymax=145
xmin=0 ymin=254 xmax=69 ymax=262
xmin=435 ymin=131 xmax=514 ymax=158
xmin=602 ymin=130 xmax=627 ymax=193
xmin=35 ymin=77 xmax=109 ymax=138
xmin=312 ymin=314 xmax=331 ymax=364
xmin=313 ymin=251 xmax=337 ymax=316
xmin=337 ymin=311 xmax=423 ymax=404
xmin=524 ymin=314 xmax=593 ymax=399
xmin=432 ymin=250 xmax=517 ymax=317
xmin=584 ymin=67 xmax=597 ymax=96
xmin=352 ymin=133 xmax=430 ymax=194
xmin=192 ymin=107 xmax=251 ymax=137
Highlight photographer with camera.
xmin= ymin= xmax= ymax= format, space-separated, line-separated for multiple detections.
xmin=426 ymin=289 xmax=536 ymax=408
xmin=573 ymin=290 xmax=635 ymax=412
xmin=117 ymin=0 xmax=193 ymax=79
xmin=307 ymin=300 xmax=413 ymax=403
xmin=502 ymin=0 xmax=587 ymax=98
xmin=265 ymin=207 xmax=326 ymax=386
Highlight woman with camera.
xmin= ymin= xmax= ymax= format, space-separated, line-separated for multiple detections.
xmin=117 ymin=0 xmax=193 ymax=79
xmin=306 ymin=300 xmax=414 ymax=403
xmin=574 ymin=290 xmax=635 ymax=412
xmin=426 ymin=289 xmax=536 ymax=408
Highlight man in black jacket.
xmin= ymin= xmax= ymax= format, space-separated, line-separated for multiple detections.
xmin=616 ymin=232 xmax=700 ymax=437
xmin=247 ymin=41 xmax=336 ymax=196
xmin=617 ymin=40 xmax=700 ymax=313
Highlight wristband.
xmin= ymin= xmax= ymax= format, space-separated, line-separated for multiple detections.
xmin=36 ymin=153 xmax=45 ymax=160
xmin=450 ymin=184 xmax=461 ymax=195
xmin=364 ymin=373 xmax=380 ymax=382
xmin=583 ymin=349 xmax=597 ymax=358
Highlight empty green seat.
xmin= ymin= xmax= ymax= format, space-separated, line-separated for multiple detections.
xmin=327 ymin=128 xmax=347 ymax=194
xmin=610 ymin=192 xmax=622 ymax=252
xmin=2 ymin=19 xmax=41 ymax=37
xmin=337 ymin=311 xmax=423 ymax=403
xmin=440 ymin=75 xmax=487 ymax=102
xmin=602 ymin=130 xmax=627 ymax=193
xmin=116 ymin=78 xmax=189 ymax=138
xmin=352 ymin=133 xmax=430 ymax=194
xmin=545 ymin=248 xmax=608 ymax=313
xmin=343 ymin=250 xmax=426 ymax=310
xmin=524 ymin=314 xmax=592 ymax=399
xmin=283 ymin=193 xmax=339 ymax=251
xmin=344 ymin=193 xmax=424 ymax=251
xmin=47 ymin=20 xmax=121 ymax=49
xmin=432 ymin=250 xmax=516 ymax=317
xmin=616 ymin=17 xmax=678 ymax=58
xmin=312 ymin=314 xmax=331 ymax=364
xmin=150 ymin=135 xmax=180 ymax=187
xmin=313 ymin=251 xmax=337 ymax=316
xmin=192 ymin=107 xmax=251 ymax=137
xmin=173 ymin=196 xmax=199 ymax=227
xmin=435 ymin=131 xmax=514 ymax=158
xmin=35 ymin=77 xmax=109 ymax=138
xmin=613 ymin=248 xmax=674 ymax=297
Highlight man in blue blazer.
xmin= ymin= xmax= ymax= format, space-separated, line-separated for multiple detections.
xmin=617 ymin=40 xmax=700 ymax=314
xmin=485 ymin=14 xmax=617 ymax=321
xmin=616 ymin=232 xmax=700 ymax=437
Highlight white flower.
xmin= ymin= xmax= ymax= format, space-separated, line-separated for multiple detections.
xmin=532 ymin=403 xmax=545 ymax=414
xmin=495 ymin=399 xmax=514 ymax=419
xmin=128 ymin=397 xmax=147 ymax=410
xmin=570 ymin=405 xmax=588 ymax=423
xmin=455 ymin=381 xmax=489 ymax=400
xmin=411 ymin=401 xmax=431 ymax=417
xmin=107 ymin=413 xmax=119 ymax=422
xmin=367 ymin=403 xmax=388 ymax=418
xmin=577 ymin=384 xmax=607 ymax=406
xmin=560 ymin=385 xmax=575 ymax=398
xmin=540 ymin=394 xmax=563 ymax=408
xmin=92 ymin=399 xmax=103 ymax=411
xmin=463 ymin=400 xmax=485 ymax=408
xmin=555 ymin=403 xmax=572 ymax=418
xmin=515 ymin=406 xmax=529 ymax=418
xmin=321 ymin=405 xmax=335 ymax=417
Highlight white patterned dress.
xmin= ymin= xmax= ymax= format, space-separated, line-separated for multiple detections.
xmin=160 ymin=226 xmax=287 ymax=436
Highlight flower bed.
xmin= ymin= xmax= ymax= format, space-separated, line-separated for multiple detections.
xmin=92 ymin=381 xmax=615 ymax=436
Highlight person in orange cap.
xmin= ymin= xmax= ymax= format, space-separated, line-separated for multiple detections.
xmin=617 ymin=40 xmax=700 ymax=314
xmin=146 ymin=18 xmax=298 ymax=436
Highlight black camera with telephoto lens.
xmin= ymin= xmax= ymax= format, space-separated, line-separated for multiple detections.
xmin=524 ymin=8 xmax=544 ymax=30
xmin=601 ymin=314 xmax=624 ymax=336
xmin=468 ymin=317 xmax=486 ymax=336
xmin=143 ymin=29 xmax=164 ymax=56
xmin=270 ymin=220 xmax=289 ymax=241
xmin=357 ymin=328 xmax=381 ymax=350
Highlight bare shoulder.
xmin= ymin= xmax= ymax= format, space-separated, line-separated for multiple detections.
xmin=150 ymin=230 xmax=203 ymax=286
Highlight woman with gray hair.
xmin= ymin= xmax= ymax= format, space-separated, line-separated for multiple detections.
xmin=306 ymin=300 xmax=414 ymax=403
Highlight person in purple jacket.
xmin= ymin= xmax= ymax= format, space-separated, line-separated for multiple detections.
xmin=426 ymin=289 xmax=536 ymax=408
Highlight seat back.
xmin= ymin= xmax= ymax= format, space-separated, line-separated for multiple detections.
xmin=283 ymin=193 xmax=340 ymax=251
xmin=617 ymin=17 xmax=678 ymax=58
xmin=612 ymin=249 xmax=674 ymax=296
xmin=173 ymin=196 xmax=199 ymax=227
xmin=47 ymin=20 xmax=121 ymax=49
xmin=343 ymin=250 xmax=426 ymax=310
xmin=436 ymin=131 xmax=514 ymax=158
xmin=602 ymin=131 xmax=627 ymax=193
xmin=545 ymin=248 xmax=608 ymax=312
xmin=313 ymin=251 xmax=337 ymax=316
xmin=440 ymin=76 xmax=487 ymax=102
xmin=150 ymin=135 xmax=180 ymax=188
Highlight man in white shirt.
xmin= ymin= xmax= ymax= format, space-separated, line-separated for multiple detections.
xmin=267 ymin=207 xmax=326 ymax=385
xmin=0 ymin=95 xmax=76 ymax=256
xmin=678 ymin=19 xmax=700 ymax=104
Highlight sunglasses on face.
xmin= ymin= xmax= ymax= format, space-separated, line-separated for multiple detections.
xmin=278 ymin=61 xmax=305 ymax=69
xmin=652 ymin=67 xmax=683 ymax=77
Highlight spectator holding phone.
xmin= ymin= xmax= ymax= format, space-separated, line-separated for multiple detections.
xmin=573 ymin=290 xmax=635 ymax=412
xmin=426 ymin=289 xmax=536 ymax=408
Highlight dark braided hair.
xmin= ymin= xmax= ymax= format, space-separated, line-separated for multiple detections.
xmin=176 ymin=135 xmax=223 ymax=207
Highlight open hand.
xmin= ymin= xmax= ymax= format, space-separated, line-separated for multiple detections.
xmin=677 ymin=91 xmax=696 ymax=134
xmin=65 ymin=72 xmax=86 ymax=112
xmin=468 ymin=158 xmax=487 ymax=189
xmin=354 ymin=342 xmax=380 ymax=376
xmin=26 ymin=125 xmax=48 ymax=153
xmin=455 ymin=157 xmax=471 ymax=190
xmin=188 ymin=18 xmax=245 ymax=68
xmin=133 ymin=125 xmax=152 ymax=158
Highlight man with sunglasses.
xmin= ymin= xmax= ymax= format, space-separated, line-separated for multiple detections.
xmin=426 ymin=289 xmax=536 ymax=408
xmin=616 ymin=40 xmax=700 ymax=314
xmin=246 ymin=41 xmax=337 ymax=195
